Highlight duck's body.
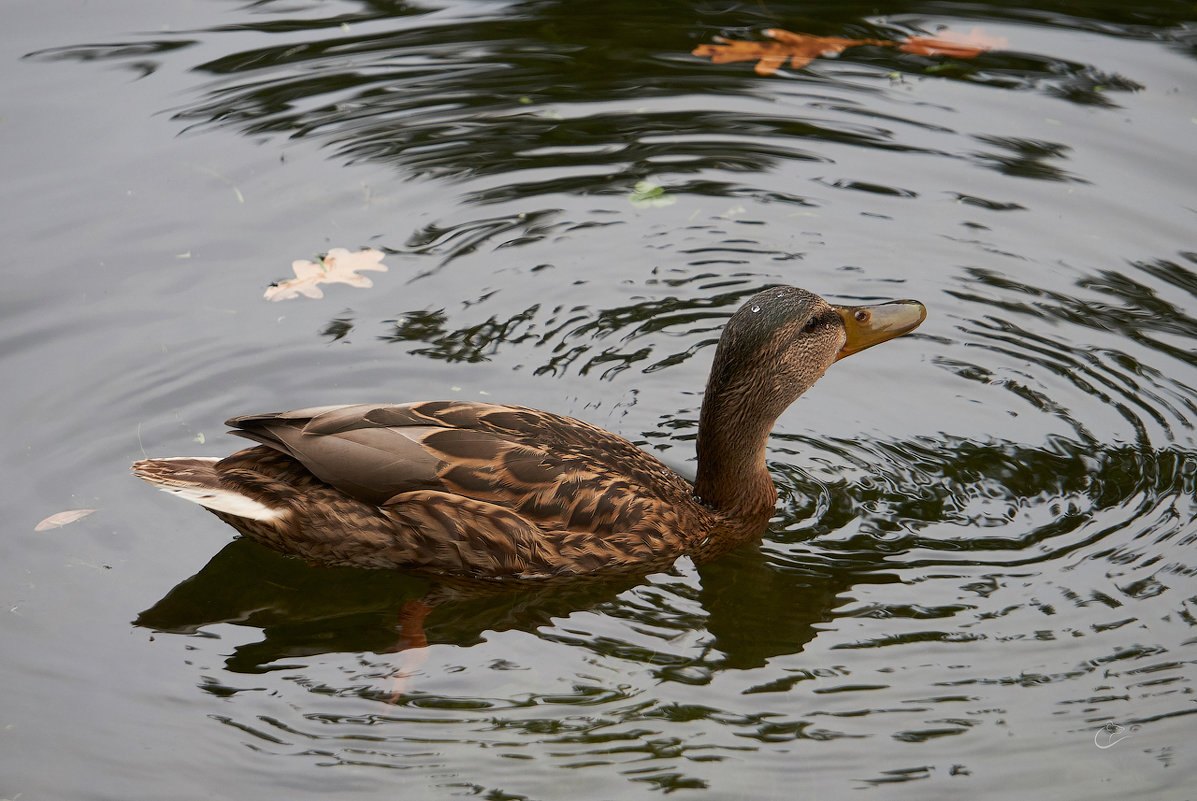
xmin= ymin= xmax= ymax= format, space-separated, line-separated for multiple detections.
xmin=134 ymin=286 xmax=924 ymax=579
xmin=138 ymin=401 xmax=744 ymax=578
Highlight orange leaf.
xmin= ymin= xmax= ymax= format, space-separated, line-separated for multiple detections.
xmin=693 ymin=26 xmax=1004 ymax=75
xmin=693 ymin=29 xmax=882 ymax=75
xmin=899 ymin=28 xmax=1007 ymax=58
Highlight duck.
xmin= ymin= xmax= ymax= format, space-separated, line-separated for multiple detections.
xmin=133 ymin=286 xmax=925 ymax=580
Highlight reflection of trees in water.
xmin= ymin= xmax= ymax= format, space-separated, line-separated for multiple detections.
xmin=772 ymin=435 xmax=1195 ymax=558
xmin=29 ymin=0 xmax=1191 ymax=414
xmin=952 ymin=261 xmax=1197 ymax=364
xmin=946 ymin=260 xmax=1197 ymax=447
xmin=375 ymin=286 xmax=746 ymax=378
xmin=25 ymin=1 xmax=1163 ymax=201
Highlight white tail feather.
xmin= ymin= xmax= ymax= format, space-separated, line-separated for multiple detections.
xmin=133 ymin=457 xmax=284 ymax=522
xmin=154 ymin=484 xmax=283 ymax=521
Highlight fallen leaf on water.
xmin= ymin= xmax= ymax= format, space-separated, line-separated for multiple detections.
xmin=693 ymin=27 xmax=1004 ymax=76
xmin=35 ymin=509 xmax=96 ymax=531
xmin=692 ymin=29 xmax=882 ymax=75
xmin=264 ymin=247 xmax=388 ymax=301
xmin=629 ymin=180 xmax=677 ymax=208
xmin=900 ymin=28 xmax=1008 ymax=58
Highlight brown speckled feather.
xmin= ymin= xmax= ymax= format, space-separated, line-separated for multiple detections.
xmin=172 ymin=401 xmax=731 ymax=578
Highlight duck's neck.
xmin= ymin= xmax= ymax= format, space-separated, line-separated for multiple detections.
xmin=694 ymin=392 xmax=779 ymax=520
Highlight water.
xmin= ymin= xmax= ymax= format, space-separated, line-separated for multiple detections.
xmin=3 ymin=0 xmax=1195 ymax=798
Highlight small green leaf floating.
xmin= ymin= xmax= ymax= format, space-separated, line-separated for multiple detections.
xmin=629 ymin=181 xmax=677 ymax=208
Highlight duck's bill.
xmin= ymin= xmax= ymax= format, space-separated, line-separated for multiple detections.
xmin=834 ymin=299 xmax=927 ymax=361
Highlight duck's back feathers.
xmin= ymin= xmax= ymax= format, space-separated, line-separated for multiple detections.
xmin=136 ymin=401 xmax=719 ymax=578
xmin=225 ymin=401 xmax=693 ymax=512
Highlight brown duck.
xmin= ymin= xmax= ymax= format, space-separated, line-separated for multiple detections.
xmin=133 ymin=286 xmax=925 ymax=580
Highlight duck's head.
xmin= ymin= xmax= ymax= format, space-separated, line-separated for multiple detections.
xmin=695 ymin=286 xmax=926 ymax=515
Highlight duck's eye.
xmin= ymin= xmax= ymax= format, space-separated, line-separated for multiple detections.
xmin=804 ymin=318 xmax=820 ymax=333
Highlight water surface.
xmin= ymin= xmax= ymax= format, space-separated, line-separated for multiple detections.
xmin=3 ymin=0 xmax=1195 ymax=798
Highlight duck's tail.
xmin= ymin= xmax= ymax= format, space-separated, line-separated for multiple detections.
xmin=132 ymin=457 xmax=284 ymax=522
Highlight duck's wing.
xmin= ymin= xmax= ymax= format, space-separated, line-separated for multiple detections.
xmin=225 ymin=401 xmax=689 ymax=526
xmin=226 ymin=403 xmax=450 ymax=505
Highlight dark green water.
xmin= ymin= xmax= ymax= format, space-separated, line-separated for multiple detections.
xmin=4 ymin=1 xmax=1195 ymax=798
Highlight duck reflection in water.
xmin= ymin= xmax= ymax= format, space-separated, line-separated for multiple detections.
xmin=135 ymin=535 xmax=883 ymax=695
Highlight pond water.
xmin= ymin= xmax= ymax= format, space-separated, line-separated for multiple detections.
xmin=4 ymin=0 xmax=1196 ymax=798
